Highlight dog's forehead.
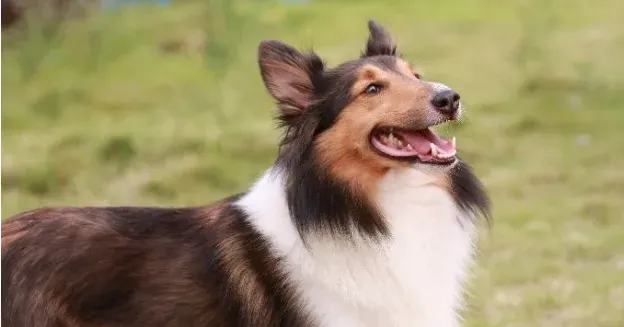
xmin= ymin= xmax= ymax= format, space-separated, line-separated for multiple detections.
xmin=356 ymin=56 xmax=415 ymax=80
xmin=362 ymin=55 xmax=399 ymax=71
xmin=329 ymin=56 xmax=412 ymax=80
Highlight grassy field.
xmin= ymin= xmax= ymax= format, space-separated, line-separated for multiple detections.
xmin=2 ymin=0 xmax=624 ymax=325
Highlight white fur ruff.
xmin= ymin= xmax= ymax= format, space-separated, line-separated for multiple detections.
xmin=237 ymin=167 xmax=477 ymax=327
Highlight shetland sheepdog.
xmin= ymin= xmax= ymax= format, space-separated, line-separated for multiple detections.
xmin=1 ymin=20 xmax=490 ymax=327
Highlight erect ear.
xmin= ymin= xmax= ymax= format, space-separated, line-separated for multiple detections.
xmin=362 ymin=20 xmax=397 ymax=57
xmin=258 ymin=40 xmax=325 ymax=125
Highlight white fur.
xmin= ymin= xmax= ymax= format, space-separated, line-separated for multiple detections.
xmin=237 ymin=167 xmax=477 ymax=327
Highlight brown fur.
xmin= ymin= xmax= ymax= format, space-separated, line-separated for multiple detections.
xmin=1 ymin=200 xmax=313 ymax=327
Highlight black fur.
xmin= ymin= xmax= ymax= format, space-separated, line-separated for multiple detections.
xmin=450 ymin=160 xmax=491 ymax=223
xmin=279 ymin=148 xmax=389 ymax=242
xmin=362 ymin=20 xmax=397 ymax=57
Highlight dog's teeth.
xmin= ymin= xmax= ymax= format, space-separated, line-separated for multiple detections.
xmin=451 ymin=137 xmax=456 ymax=148
xmin=406 ymin=144 xmax=413 ymax=151
xmin=430 ymin=143 xmax=438 ymax=156
xmin=397 ymin=139 xmax=405 ymax=148
xmin=389 ymin=133 xmax=402 ymax=148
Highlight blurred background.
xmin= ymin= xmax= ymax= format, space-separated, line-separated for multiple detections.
xmin=2 ymin=0 xmax=623 ymax=325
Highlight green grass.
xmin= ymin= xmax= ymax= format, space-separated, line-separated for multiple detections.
xmin=2 ymin=0 xmax=624 ymax=325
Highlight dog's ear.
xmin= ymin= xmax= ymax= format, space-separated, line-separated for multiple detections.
xmin=258 ymin=40 xmax=325 ymax=125
xmin=362 ymin=20 xmax=397 ymax=57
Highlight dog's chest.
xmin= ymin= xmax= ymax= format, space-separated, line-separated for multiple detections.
xmin=239 ymin=170 xmax=476 ymax=327
xmin=295 ymin=173 xmax=474 ymax=327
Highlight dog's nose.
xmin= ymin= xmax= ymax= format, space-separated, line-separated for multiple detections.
xmin=431 ymin=90 xmax=460 ymax=115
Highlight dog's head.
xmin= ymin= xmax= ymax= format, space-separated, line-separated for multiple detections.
xmin=258 ymin=20 xmax=486 ymax=238
xmin=259 ymin=21 xmax=461 ymax=179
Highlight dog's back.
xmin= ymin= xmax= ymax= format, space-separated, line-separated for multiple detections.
xmin=1 ymin=197 xmax=312 ymax=327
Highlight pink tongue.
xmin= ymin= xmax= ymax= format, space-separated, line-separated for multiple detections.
xmin=402 ymin=133 xmax=432 ymax=155
xmin=401 ymin=129 xmax=454 ymax=155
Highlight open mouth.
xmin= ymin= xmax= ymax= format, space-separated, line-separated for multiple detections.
xmin=370 ymin=125 xmax=457 ymax=165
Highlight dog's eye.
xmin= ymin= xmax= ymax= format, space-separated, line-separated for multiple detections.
xmin=365 ymin=84 xmax=383 ymax=94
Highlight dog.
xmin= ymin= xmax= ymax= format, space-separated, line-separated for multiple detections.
xmin=1 ymin=20 xmax=490 ymax=327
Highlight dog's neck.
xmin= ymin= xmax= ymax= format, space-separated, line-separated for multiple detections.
xmin=237 ymin=164 xmax=488 ymax=326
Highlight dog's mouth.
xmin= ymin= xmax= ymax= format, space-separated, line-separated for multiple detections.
xmin=370 ymin=125 xmax=457 ymax=165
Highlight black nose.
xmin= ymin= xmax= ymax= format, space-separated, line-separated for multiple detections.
xmin=431 ymin=90 xmax=460 ymax=115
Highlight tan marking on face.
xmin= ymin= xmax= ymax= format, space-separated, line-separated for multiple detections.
xmin=395 ymin=59 xmax=416 ymax=77
xmin=351 ymin=62 xmax=437 ymax=130
xmin=315 ymin=132 xmax=388 ymax=198
xmin=314 ymin=58 xmax=446 ymax=198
